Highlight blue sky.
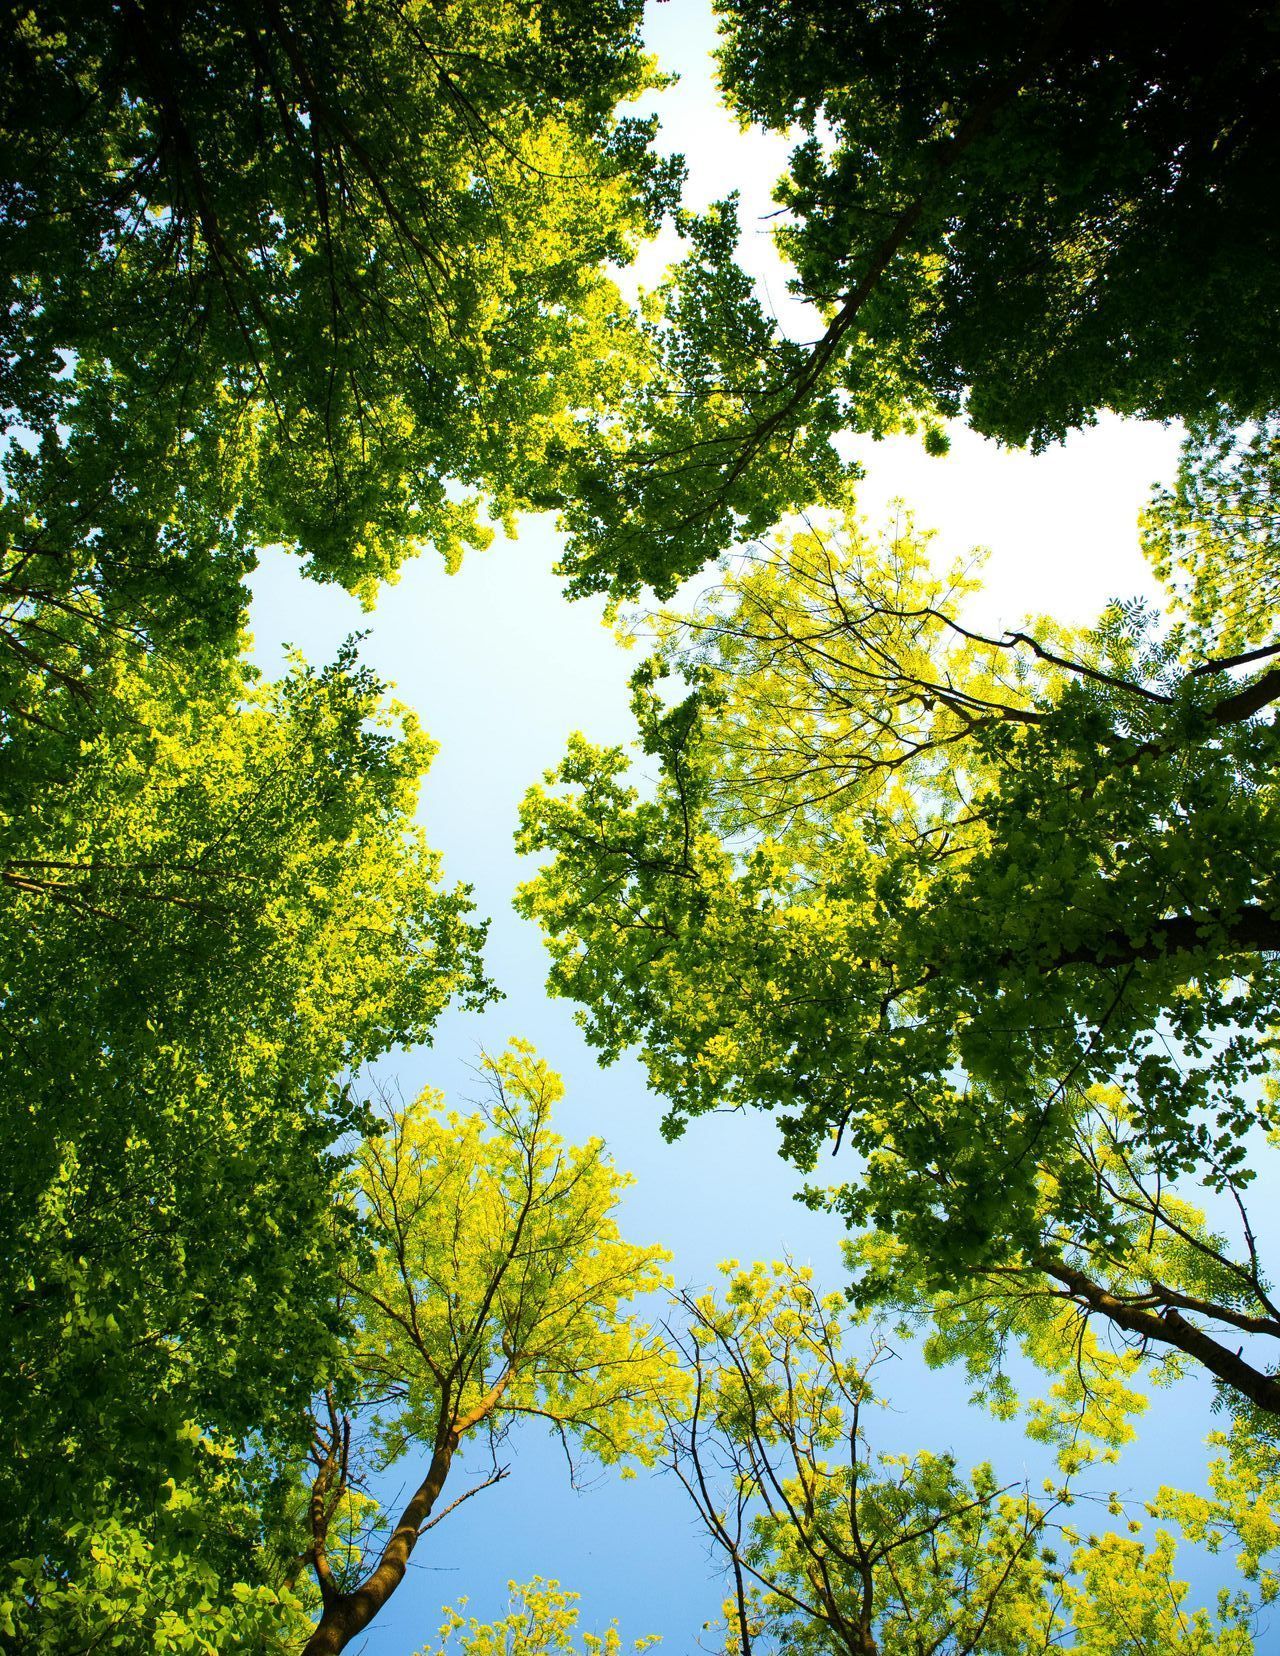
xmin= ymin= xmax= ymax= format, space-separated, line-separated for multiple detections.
xmin=246 ymin=3 xmax=1257 ymax=1649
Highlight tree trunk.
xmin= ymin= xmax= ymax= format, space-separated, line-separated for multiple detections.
xmin=300 ymin=1373 xmax=512 ymax=1654
xmin=301 ymin=1441 xmax=454 ymax=1656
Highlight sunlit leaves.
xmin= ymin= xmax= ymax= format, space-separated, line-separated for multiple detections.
xmin=518 ymin=460 xmax=1280 ymax=1420
xmin=350 ymin=1043 xmax=678 ymax=1473
xmin=300 ymin=1047 xmax=681 ymax=1651
xmin=1143 ymin=418 xmax=1280 ymax=655
xmin=418 ymin=1577 xmax=660 ymax=1656
xmin=0 ymin=642 xmax=491 ymax=1612
xmin=670 ymin=1260 xmax=1244 ymax=1656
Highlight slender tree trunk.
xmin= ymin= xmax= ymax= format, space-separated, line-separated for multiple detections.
xmin=302 ymin=1441 xmax=454 ymax=1656
xmin=301 ymin=1373 xmax=511 ymax=1654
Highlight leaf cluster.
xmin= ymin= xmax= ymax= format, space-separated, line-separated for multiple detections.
xmin=0 ymin=0 xmax=678 ymax=681
xmin=0 ymin=640 xmax=493 ymax=1604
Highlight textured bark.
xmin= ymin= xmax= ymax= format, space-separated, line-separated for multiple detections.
xmin=302 ymin=1441 xmax=455 ymax=1656
xmin=302 ymin=1372 xmax=511 ymax=1655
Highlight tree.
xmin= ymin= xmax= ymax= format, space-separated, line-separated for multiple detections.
xmin=667 ymin=1260 xmax=1259 ymax=1655
xmin=555 ymin=1 xmax=1280 ymax=598
xmin=300 ymin=1044 xmax=679 ymax=1655
xmin=516 ymin=432 xmax=1280 ymax=1423
xmin=670 ymin=1261 xmax=1068 ymax=1656
xmin=0 ymin=640 xmax=492 ymax=1627
xmin=0 ymin=0 xmax=676 ymax=684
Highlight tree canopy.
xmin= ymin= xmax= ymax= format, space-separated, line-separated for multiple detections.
xmin=5 ymin=0 xmax=1280 ymax=1648
xmin=1143 ymin=415 xmax=1280 ymax=653
xmin=518 ymin=427 xmax=1280 ymax=1426
xmin=0 ymin=0 xmax=675 ymax=677
xmin=718 ymin=0 xmax=1280 ymax=447
xmin=424 ymin=1578 xmax=660 ymax=1656
xmin=555 ymin=0 xmax=1280 ymax=598
xmin=1 ymin=640 xmax=491 ymax=1633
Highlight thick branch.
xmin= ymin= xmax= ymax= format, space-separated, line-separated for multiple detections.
xmin=1036 ymin=1255 xmax=1280 ymax=1417
xmin=1210 ymin=666 xmax=1280 ymax=726
xmin=1047 ymin=903 xmax=1280 ymax=970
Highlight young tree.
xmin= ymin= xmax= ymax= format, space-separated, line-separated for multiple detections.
xmin=671 ymin=1261 xmax=1068 ymax=1656
xmin=301 ymin=1044 xmax=679 ymax=1655
xmin=668 ymin=1261 xmax=1259 ymax=1655
xmin=0 ymin=641 xmax=492 ymax=1626
xmin=517 ymin=431 xmax=1280 ymax=1424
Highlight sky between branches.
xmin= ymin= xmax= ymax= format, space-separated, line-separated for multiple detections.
xmin=245 ymin=2 xmax=1221 ymax=1648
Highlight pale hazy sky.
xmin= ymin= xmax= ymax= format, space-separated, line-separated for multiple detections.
xmin=247 ymin=4 xmax=1222 ymax=1648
